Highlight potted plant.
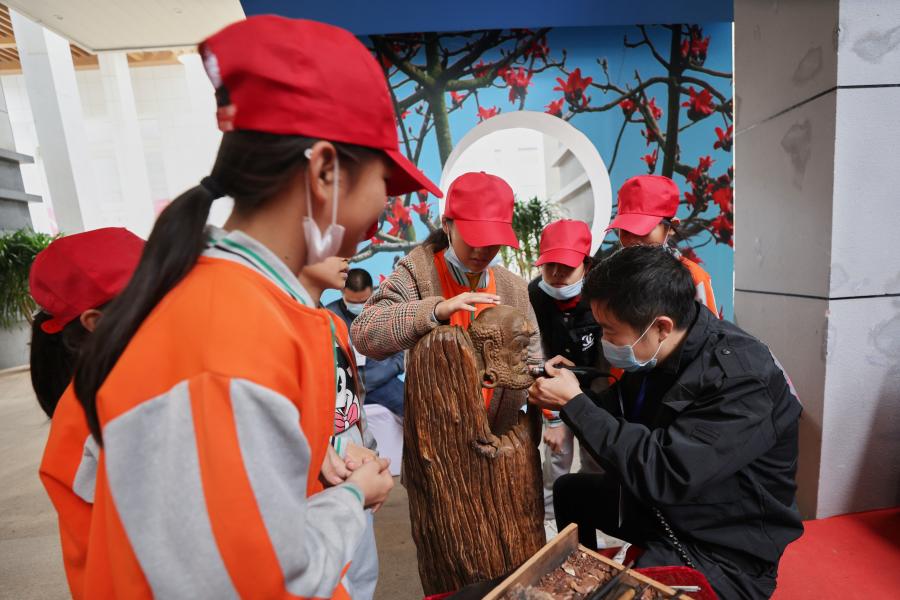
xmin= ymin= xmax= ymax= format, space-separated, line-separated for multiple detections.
xmin=0 ymin=228 xmax=56 ymax=369
xmin=500 ymin=196 xmax=558 ymax=280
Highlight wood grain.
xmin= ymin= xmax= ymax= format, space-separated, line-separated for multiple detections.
xmin=404 ymin=325 xmax=545 ymax=595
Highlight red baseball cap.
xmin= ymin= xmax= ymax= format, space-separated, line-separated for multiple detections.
xmin=199 ymin=16 xmax=441 ymax=199
xmin=535 ymin=219 xmax=592 ymax=268
xmin=607 ymin=175 xmax=680 ymax=236
xmin=444 ymin=172 xmax=519 ymax=249
xmin=29 ymin=228 xmax=144 ymax=334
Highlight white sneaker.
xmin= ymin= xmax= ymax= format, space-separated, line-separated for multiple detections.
xmin=543 ymin=519 xmax=558 ymax=541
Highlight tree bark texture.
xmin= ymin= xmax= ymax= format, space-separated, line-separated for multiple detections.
xmin=403 ymin=326 xmax=545 ymax=595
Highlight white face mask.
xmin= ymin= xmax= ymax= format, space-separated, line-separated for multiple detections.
xmin=302 ymin=150 xmax=346 ymax=265
xmin=538 ymin=277 xmax=584 ymax=301
xmin=600 ymin=321 xmax=665 ymax=372
xmin=443 ymin=230 xmax=501 ymax=273
xmin=344 ymin=301 xmax=365 ymax=316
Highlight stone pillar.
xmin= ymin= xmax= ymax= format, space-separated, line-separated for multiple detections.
xmin=0 ymin=80 xmax=39 ymax=232
xmin=98 ymin=52 xmax=155 ymax=237
xmin=735 ymin=0 xmax=900 ymax=518
xmin=11 ymin=9 xmax=99 ymax=234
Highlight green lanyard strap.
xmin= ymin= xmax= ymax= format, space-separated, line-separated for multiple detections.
xmin=210 ymin=236 xmax=339 ymax=394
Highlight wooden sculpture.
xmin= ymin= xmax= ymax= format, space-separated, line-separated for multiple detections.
xmin=404 ymin=305 xmax=545 ymax=594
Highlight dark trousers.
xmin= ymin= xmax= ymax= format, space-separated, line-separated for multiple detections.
xmin=364 ymin=377 xmax=404 ymax=417
xmin=553 ymin=473 xmax=777 ymax=600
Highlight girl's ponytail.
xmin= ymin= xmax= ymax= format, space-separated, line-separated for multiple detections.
xmin=74 ymin=185 xmax=216 ymax=443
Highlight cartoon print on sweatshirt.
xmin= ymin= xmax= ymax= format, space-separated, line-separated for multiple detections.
xmin=334 ymin=343 xmax=362 ymax=433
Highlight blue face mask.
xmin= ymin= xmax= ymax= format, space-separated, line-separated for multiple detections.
xmin=344 ymin=301 xmax=365 ymax=316
xmin=444 ymin=231 xmax=501 ymax=273
xmin=538 ymin=277 xmax=583 ymax=301
xmin=600 ymin=321 xmax=665 ymax=372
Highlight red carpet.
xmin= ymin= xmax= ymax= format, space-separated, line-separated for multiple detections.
xmin=773 ymin=507 xmax=900 ymax=599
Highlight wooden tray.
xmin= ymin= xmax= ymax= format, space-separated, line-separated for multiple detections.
xmin=483 ymin=524 xmax=692 ymax=599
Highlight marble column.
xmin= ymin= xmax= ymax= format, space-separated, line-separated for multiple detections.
xmin=734 ymin=0 xmax=900 ymax=518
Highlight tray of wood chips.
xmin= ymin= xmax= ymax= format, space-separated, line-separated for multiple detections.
xmin=484 ymin=524 xmax=694 ymax=600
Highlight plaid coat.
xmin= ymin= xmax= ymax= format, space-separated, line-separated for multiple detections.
xmin=350 ymin=244 xmax=542 ymax=365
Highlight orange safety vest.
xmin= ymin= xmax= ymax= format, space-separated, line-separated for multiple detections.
xmin=39 ymin=385 xmax=95 ymax=600
xmin=433 ymin=250 xmax=497 ymax=409
xmin=46 ymin=256 xmax=354 ymax=600
xmin=679 ymin=255 xmax=718 ymax=316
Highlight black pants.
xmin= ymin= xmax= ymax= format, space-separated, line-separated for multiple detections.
xmin=553 ymin=473 xmax=777 ymax=600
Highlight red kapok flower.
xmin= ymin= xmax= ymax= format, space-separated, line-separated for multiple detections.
xmin=412 ymin=200 xmax=430 ymax=218
xmin=525 ymin=35 xmax=549 ymax=60
xmin=712 ymin=186 xmax=733 ymax=213
xmin=554 ymin=68 xmax=593 ymax=108
xmin=647 ymin=97 xmax=663 ymax=121
xmin=641 ymin=148 xmax=659 ymax=173
xmin=619 ymin=98 xmax=636 ymax=116
xmin=679 ymin=246 xmax=703 ymax=264
xmin=477 ymin=105 xmax=500 ymax=122
xmin=682 ymin=87 xmax=715 ymax=120
xmin=385 ymin=198 xmax=411 ymax=237
xmin=504 ymin=67 xmax=533 ymax=104
xmin=714 ymin=125 xmax=734 ymax=151
xmin=385 ymin=218 xmax=401 ymax=237
xmin=693 ymin=36 xmax=710 ymax=58
xmin=450 ymin=91 xmax=467 ymax=107
xmin=473 ymin=60 xmax=493 ymax=79
xmin=711 ymin=213 xmax=734 ymax=246
xmin=545 ymin=98 xmax=565 ymax=117
xmin=641 ymin=128 xmax=660 ymax=146
xmin=682 ymin=26 xmax=710 ymax=66
xmin=391 ymin=197 xmax=411 ymax=225
xmin=698 ymin=155 xmax=714 ymax=171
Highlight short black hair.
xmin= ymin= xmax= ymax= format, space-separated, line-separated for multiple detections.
xmin=584 ymin=245 xmax=696 ymax=330
xmin=346 ymin=268 xmax=373 ymax=292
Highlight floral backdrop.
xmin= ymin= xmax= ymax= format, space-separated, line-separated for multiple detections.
xmin=334 ymin=23 xmax=734 ymax=318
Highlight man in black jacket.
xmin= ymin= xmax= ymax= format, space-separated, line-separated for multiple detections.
xmin=528 ymin=245 xmax=803 ymax=599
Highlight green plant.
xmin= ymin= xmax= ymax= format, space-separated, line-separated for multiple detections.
xmin=500 ymin=197 xmax=558 ymax=280
xmin=0 ymin=228 xmax=56 ymax=329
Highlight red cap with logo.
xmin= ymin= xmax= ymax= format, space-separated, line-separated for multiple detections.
xmin=29 ymin=228 xmax=144 ymax=334
xmin=536 ymin=219 xmax=592 ymax=267
xmin=444 ymin=172 xmax=519 ymax=249
xmin=199 ymin=16 xmax=441 ymax=199
xmin=607 ymin=175 xmax=680 ymax=236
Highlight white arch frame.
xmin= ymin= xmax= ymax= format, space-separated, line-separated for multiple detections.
xmin=440 ymin=111 xmax=612 ymax=254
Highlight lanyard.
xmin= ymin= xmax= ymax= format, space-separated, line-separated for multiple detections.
xmin=628 ymin=377 xmax=649 ymax=421
xmin=216 ymin=237 xmax=308 ymax=304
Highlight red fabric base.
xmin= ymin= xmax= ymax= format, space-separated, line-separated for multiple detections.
xmin=773 ymin=506 xmax=900 ymax=598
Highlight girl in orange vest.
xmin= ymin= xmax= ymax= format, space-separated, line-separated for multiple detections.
xmin=351 ymin=171 xmax=542 ymax=413
xmin=63 ymin=16 xmax=441 ymax=600
xmin=30 ymin=228 xmax=144 ymax=599
xmin=29 ymin=228 xmax=144 ymax=419
xmin=299 ymin=255 xmax=380 ymax=600
xmin=609 ymin=175 xmax=718 ymax=315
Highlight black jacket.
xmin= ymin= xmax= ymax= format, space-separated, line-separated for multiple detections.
xmin=528 ymin=278 xmax=609 ymax=389
xmin=561 ymin=303 xmax=803 ymax=572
